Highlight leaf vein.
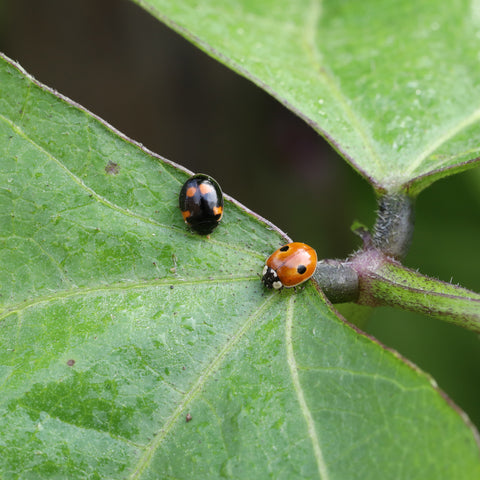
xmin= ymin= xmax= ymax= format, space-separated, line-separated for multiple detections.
xmin=302 ymin=0 xmax=384 ymax=175
xmin=295 ymin=365 xmax=433 ymax=394
xmin=0 ymin=276 xmax=258 ymax=320
xmin=405 ymin=107 xmax=480 ymax=176
xmin=286 ymin=296 xmax=329 ymax=479
xmin=0 ymin=112 xmax=174 ymax=229
xmin=128 ymin=294 xmax=277 ymax=478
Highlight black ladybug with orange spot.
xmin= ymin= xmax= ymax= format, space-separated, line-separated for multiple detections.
xmin=179 ymin=174 xmax=224 ymax=235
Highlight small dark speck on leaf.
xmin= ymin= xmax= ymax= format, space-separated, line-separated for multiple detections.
xmin=170 ymin=285 xmax=174 ymax=289
xmin=105 ymin=161 xmax=120 ymax=175
xmin=67 ymin=359 xmax=75 ymax=366
xmin=182 ymin=366 xmax=186 ymax=370
xmin=186 ymin=413 xmax=192 ymax=423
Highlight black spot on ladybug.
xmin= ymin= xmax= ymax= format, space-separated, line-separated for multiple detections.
xmin=279 ymin=245 xmax=290 ymax=252
xmin=105 ymin=161 xmax=120 ymax=175
xmin=66 ymin=359 xmax=75 ymax=366
xmin=297 ymin=265 xmax=307 ymax=275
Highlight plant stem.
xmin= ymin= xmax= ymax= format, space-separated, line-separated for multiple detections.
xmin=349 ymin=249 xmax=480 ymax=333
xmin=372 ymin=193 xmax=415 ymax=260
xmin=312 ymin=259 xmax=359 ymax=303
xmin=313 ymin=192 xmax=479 ymax=333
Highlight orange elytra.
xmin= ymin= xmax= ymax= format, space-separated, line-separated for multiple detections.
xmin=262 ymin=242 xmax=317 ymax=289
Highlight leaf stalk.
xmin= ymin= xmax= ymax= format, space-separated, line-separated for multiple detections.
xmin=312 ymin=193 xmax=480 ymax=332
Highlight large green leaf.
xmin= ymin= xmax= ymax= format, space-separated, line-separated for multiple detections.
xmin=132 ymin=0 xmax=480 ymax=194
xmin=1 ymin=54 xmax=479 ymax=478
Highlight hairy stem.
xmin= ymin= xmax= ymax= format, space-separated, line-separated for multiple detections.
xmin=349 ymin=249 xmax=480 ymax=333
xmin=313 ymin=192 xmax=479 ymax=333
xmin=312 ymin=259 xmax=359 ymax=303
xmin=372 ymin=193 xmax=415 ymax=260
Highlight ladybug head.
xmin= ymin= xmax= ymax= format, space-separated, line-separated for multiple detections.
xmin=261 ymin=265 xmax=283 ymax=290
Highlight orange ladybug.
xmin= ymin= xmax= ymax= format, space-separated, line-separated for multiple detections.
xmin=262 ymin=242 xmax=317 ymax=289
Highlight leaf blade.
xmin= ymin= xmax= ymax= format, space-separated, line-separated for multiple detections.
xmin=132 ymin=0 xmax=480 ymax=192
xmin=1 ymin=52 xmax=479 ymax=479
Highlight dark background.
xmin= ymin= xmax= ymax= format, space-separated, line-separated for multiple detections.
xmin=1 ymin=0 xmax=479 ymax=427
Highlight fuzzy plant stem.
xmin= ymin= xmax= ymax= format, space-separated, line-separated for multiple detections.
xmin=312 ymin=194 xmax=480 ymax=332
xmin=349 ymin=249 xmax=480 ymax=333
xmin=312 ymin=193 xmax=415 ymax=303
xmin=312 ymin=259 xmax=359 ymax=303
xmin=371 ymin=193 xmax=415 ymax=260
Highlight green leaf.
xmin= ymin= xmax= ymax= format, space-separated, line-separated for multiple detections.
xmin=132 ymin=0 xmax=480 ymax=194
xmin=1 ymin=54 xmax=479 ymax=478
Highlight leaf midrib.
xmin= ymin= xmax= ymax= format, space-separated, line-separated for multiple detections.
xmin=286 ymin=294 xmax=329 ymax=480
xmin=301 ymin=0 xmax=385 ymax=180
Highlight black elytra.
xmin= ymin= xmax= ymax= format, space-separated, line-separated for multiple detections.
xmin=179 ymin=174 xmax=224 ymax=235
